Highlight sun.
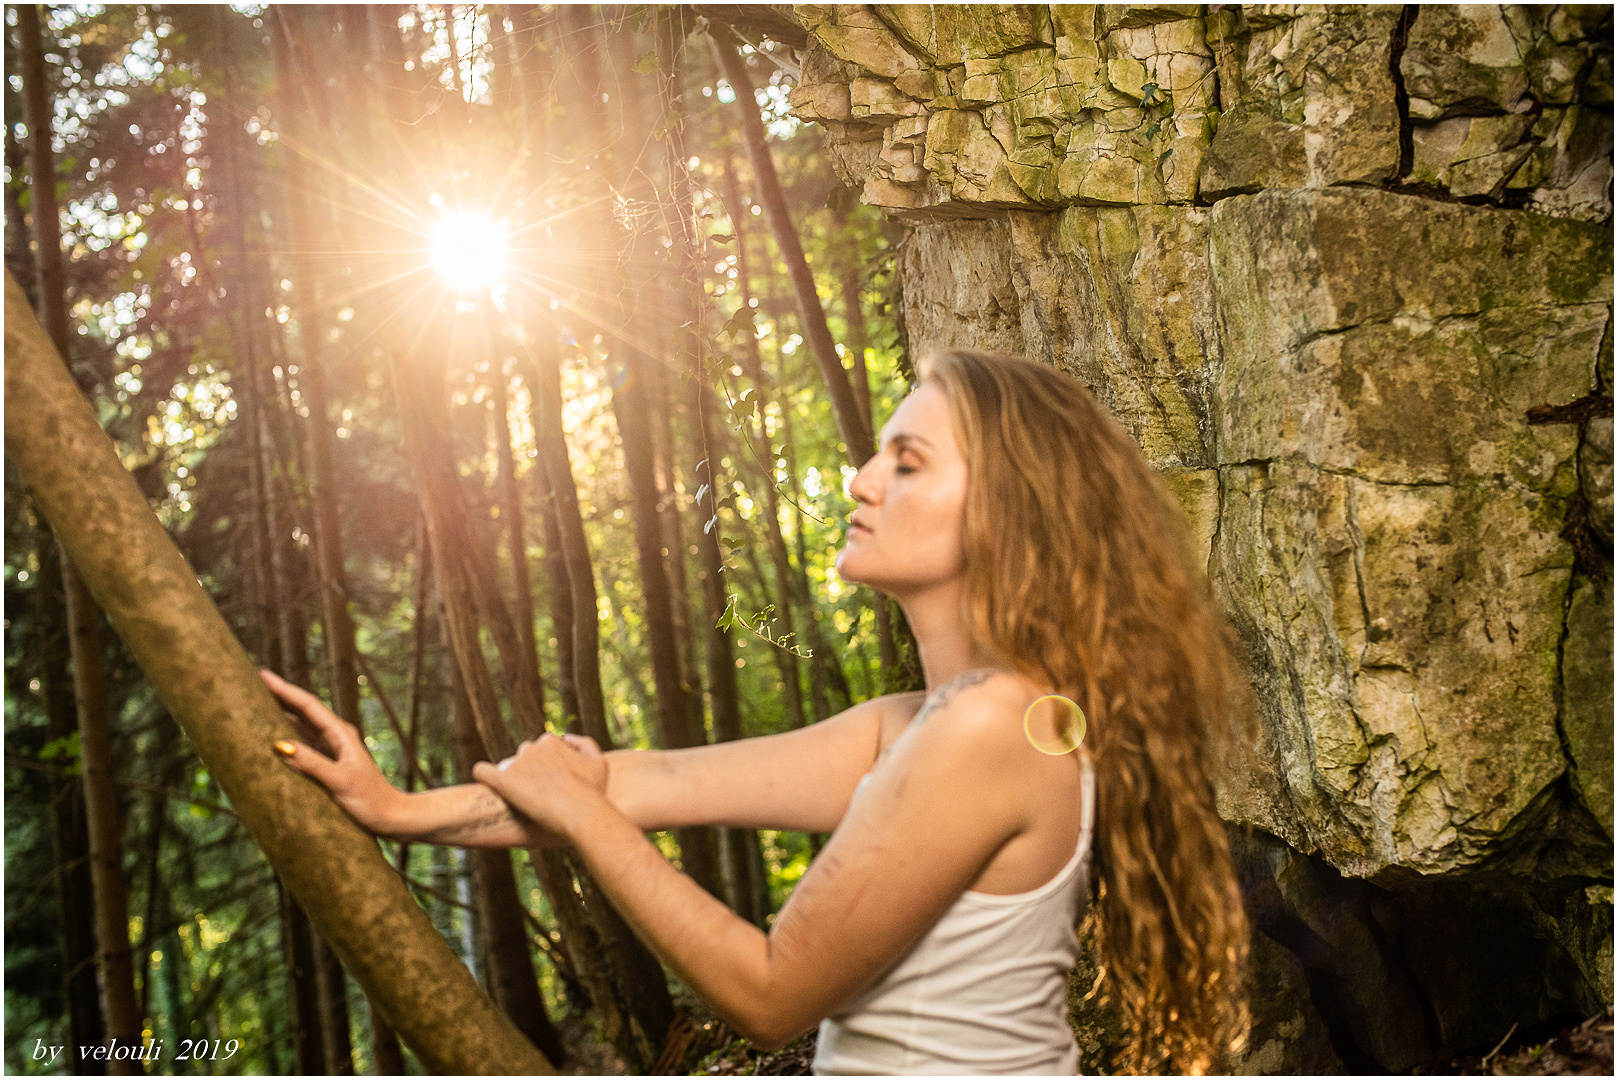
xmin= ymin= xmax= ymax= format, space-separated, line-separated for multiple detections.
xmin=430 ymin=211 xmax=509 ymax=291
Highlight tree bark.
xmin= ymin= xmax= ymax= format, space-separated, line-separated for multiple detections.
xmin=711 ymin=26 xmax=873 ymax=465
xmin=62 ymin=557 xmax=144 ymax=1072
xmin=447 ymin=648 xmax=567 ymax=1066
xmin=646 ymin=354 xmax=707 ymax=746
xmin=611 ymin=356 xmax=727 ymax=899
xmin=489 ymin=367 xmax=545 ymax=702
xmin=34 ymin=523 xmax=108 ymax=1074
xmin=6 ymin=271 xmax=554 ymax=1074
xmin=526 ymin=335 xmax=613 ymax=747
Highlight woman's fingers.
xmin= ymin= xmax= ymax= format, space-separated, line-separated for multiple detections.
xmin=260 ymin=669 xmax=361 ymax=758
xmin=274 ymin=739 xmax=341 ymax=787
xmin=560 ymin=733 xmax=602 ymax=757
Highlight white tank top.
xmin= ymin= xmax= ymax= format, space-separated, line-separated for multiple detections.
xmin=813 ymin=753 xmax=1097 ymax=1075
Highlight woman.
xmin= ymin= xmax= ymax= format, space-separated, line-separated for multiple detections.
xmin=268 ymin=348 xmax=1251 ymax=1074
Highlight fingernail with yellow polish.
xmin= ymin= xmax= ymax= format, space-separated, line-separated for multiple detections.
xmin=274 ymin=740 xmax=296 ymax=757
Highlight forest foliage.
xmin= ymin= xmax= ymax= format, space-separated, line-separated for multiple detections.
xmin=3 ymin=4 xmax=915 ymax=1073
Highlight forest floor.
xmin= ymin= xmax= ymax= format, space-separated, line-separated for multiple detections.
xmin=560 ymin=1004 xmax=1612 ymax=1075
xmin=1423 ymin=1010 xmax=1613 ymax=1076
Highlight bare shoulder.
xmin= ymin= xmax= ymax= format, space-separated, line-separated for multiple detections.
xmin=920 ymin=668 xmax=1041 ymax=723
xmin=897 ymin=668 xmax=1046 ymax=760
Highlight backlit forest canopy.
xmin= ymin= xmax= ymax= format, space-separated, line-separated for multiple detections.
xmin=4 ymin=4 xmax=916 ymax=1073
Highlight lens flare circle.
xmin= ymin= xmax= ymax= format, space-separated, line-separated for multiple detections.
xmin=430 ymin=211 xmax=508 ymax=291
xmin=1023 ymin=694 xmax=1086 ymax=756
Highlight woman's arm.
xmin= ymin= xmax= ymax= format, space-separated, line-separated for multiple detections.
xmin=475 ymin=671 xmax=1044 ymax=1047
xmin=264 ymin=669 xmax=911 ymax=846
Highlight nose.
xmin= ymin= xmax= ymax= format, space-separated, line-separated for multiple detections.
xmin=848 ymin=455 xmax=879 ymax=506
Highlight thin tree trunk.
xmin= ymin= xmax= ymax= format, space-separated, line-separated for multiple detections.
xmin=720 ymin=145 xmax=808 ymax=732
xmin=35 ymin=523 xmax=107 ymax=1074
xmin=7 ymin=270 xmax=553 ymax=1075
xmin=447 ymin=647 xmax=567 ymax=1066
xmin=771 ymin=345 xmax=854 ymax=720
xmin=212 ymin=27 xmax=329 ymax=1064
xmin=254 ymin=340 xmax=326 ymax=1075
xmin=833 ymin=195 xmax=875 ymax=442
xmin=20 ymin=8 xmax=143 ymax=1065
xmin=711 ymin=26 xmax=873 ymax=465
xmin=829 ymin=197 xmax=899 ymax=682
xmin=610 ymin=356 xmax=726 ymax=899
xmin=61 ymin=556 xmax=146 ymax=1071
xmin=489 ymin=366 xmax=545 ymax=694
xmin=269 ymin=14 xmax=383 ymax=1070
xmin=527 ymin=335 xmax=612 ymax=747
xmin=646 ymin=352 xmax=706 ymax=743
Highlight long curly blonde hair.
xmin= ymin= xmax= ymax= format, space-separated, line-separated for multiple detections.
xmin=921 ymin=348 xmax=1252 ymax=1074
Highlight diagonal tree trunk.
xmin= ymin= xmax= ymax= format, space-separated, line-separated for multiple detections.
xmin=6 ymin=270 xmax=554 ymax=1075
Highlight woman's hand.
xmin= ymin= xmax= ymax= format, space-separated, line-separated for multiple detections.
xmin=263 ymin=668 xmax=403 ymax=834
xmin=472 ymin=733 xmax=608 ymax=839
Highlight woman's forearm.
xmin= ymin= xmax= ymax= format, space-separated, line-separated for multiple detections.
xmin=561 ymin=794 xmax=802 ymax=1047
xmin=379 ymin=783 xmax=550 ymax=848
xmin=370 ymin=749 xmax=665 ymax=848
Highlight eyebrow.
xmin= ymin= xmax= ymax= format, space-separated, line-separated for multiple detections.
xmin=884 ymin=432 xmax=933 ymax=453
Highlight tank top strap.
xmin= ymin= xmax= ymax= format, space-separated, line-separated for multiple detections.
xmin=1078 ymin=747 xmax=1097 ymax=844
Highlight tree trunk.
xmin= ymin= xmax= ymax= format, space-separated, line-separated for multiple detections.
xmin=526 ymin=335 xmax=613 ymax=747
xmin=6 ymin=271 xmax=553 ymax=1074
xmin=720 ymin=145 xmax=809 ymax=733
xmin=646 ymin=353 xmax=707 ymax=747
xmin=211 ymin=26 xmax=326 ymax=1066
xmin=278 ymin=878 xmax=325 ymax=1075
xmin=447 ymin=647 xmax=568 ymax=1066
xmin=34 ymin=523 xmax=107 ymax=1074
xmin=20 ymin=8 xmax=144 ymax=1065
xmin=828 ymin=196 xmax=900 ymax=684
xmin=611 ymin=353 xmax=727 ymax=899
xmin=489 ymin=367 xmax=545 ymax=702
xmin=711 ymin=26 xmax=873 ymax=465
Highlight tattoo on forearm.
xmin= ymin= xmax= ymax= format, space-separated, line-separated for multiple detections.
xmin=419 ymin=788 xmax=519 ymax=845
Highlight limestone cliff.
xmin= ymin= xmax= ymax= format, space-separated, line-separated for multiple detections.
xmin=773 ymin=4 xmax=1613 ymax=1071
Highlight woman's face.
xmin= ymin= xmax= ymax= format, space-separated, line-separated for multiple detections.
xmin=835 ymin=381 xmax=969 ymax=597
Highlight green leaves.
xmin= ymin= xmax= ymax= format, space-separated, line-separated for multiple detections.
xmin=715 ymin=594 xmax=810 ymax=657
xmin=722 ymin=306 xmax=756 ymax=339
xmin=40 ymin=731 xmax=82 ymax=775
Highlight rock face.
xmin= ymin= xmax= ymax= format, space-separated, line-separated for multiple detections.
xmin=781 ymin=3 xmax=1613 ymax=1072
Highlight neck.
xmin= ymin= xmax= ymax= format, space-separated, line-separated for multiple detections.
xmin=891 ymin=577 xmax=987 ymax=690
